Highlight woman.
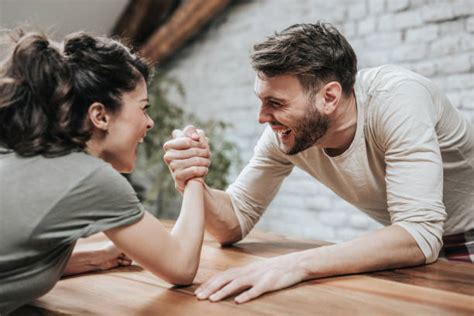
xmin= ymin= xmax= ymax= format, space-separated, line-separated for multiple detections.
xmin=0 ymin=30 xmax=208 ymax=314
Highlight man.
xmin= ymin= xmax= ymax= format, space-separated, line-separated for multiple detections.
xmin=163 ymin=22 xmax=474 ymax=303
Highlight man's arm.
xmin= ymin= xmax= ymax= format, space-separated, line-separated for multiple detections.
xmin=195 ymin=224 xmax=425 ymax=303
xmin=202 ymin=186 xmax=242 ymax=245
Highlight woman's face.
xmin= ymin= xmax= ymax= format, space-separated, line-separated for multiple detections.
xmin=97 ymin=78 xmax=154 ymax=173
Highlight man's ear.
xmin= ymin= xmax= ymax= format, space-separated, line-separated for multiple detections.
xmin=321 ymin=81 xmax=342 ymax=115
xmin=88 ymin=102 xmax=109 ymax=131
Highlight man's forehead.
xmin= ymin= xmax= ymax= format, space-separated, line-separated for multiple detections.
xmin=254 ymin=73 xmax=301 ymax=99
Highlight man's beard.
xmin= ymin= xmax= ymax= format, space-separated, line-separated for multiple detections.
xmin=286 ymin=104 xmax=329 ymax=155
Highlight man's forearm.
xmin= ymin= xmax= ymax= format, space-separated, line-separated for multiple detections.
xmin=203 ymin=186 xmax=242 ymax=245
xmin=295 ymin=225 xmax=426 ymax=281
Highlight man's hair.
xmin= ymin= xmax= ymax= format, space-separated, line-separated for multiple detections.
xmin=0 ymin=30 xmax=153 ymax=157
xmin=251 ymin=22 xmax=357 ymax=97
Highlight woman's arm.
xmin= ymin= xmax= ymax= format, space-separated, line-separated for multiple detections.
xmin=104 ymin=180 xmax=205 ymax=285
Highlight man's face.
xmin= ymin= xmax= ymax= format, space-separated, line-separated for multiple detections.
xmin=255 ymin=73 xmax=329 ymax=155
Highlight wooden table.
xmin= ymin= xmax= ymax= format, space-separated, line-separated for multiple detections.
xmin=24 ymin=222 xmax=474 ymax=315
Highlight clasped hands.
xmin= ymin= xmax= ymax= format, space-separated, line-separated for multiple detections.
xmin=163 ymin=125 xmax=307 ymax=303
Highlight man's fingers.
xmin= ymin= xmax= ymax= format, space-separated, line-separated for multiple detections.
xmin=163 ymin=147 xmax=210 ymax=164
xmin=183 ymin=125 xmax=200 ymax=140
xmin=209 ymin=279 xmax=251 ymax=302
xmin=169 ymin=157 xmax=210 ymax=172
xmin=163 ymin=137 xmax=204 ymax=151
xmin=172 ymin=129 xmax=185 ymax=139
xmin=175 ymin=166 xmax=208 ymax=183
xmin=234 ymin=284 xmax=265 ymax=304
xmin=196 ymin=276 xmax=231 ymax=300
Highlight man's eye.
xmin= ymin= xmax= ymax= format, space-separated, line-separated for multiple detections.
xmin=269 ymin=101 xmax=281 ymax=108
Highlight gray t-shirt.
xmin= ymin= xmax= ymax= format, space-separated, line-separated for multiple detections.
xmin=0 ymin=151 xmax=145 ymax=314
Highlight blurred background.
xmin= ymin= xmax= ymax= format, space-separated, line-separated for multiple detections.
xmin=1 ymin=0 xmax=473 ymax=243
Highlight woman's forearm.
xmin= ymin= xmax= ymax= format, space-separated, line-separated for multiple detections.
xmin=170 ymin=180 xmax=205 ymax=280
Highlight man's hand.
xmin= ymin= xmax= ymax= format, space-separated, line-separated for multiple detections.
xmin=63 ymin=242 xmax=132 ymax=276
xmin=194 ymin=254 xmax=306 ymax=304
xmin=163 ymin=125 xmax=211 ymax=192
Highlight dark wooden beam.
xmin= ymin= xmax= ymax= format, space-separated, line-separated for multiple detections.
xmin=112 ymin=0 xmax=180 ymax=47
xmin=139 ymin=0 xmax=231 ymax=64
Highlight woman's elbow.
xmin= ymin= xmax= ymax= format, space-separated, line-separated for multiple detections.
xmin=166 ymin=266 xmax=198 ymax=286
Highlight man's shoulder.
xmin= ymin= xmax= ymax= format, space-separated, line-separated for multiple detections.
xmin=357 ymin=65 xmax=431 ymax=92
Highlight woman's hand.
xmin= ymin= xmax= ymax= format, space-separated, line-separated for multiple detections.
xmin=63 ymin=241 xmax=132 ymax=277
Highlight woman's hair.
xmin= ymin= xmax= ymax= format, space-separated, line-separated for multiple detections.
xmin=251 ymin=22 xmax=357 ymax=97
xmin=0 ymin=29 xmax=153 ymax=157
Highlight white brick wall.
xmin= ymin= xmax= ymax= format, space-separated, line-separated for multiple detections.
xmin=162 ymin=0 xmax=474 ymax=242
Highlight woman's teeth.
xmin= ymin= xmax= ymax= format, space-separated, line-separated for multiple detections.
xmin=139 ymin=137 xmax=144 ymax=143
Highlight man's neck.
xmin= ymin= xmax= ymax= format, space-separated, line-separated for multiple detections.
xmin=318 ymin=91 xmax=358 ymax=157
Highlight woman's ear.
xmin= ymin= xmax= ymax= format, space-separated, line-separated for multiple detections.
xmin=321 ymin=81 xmax=342 ymax=115
xmin=88 ymin=102 xmax=109 ymax=131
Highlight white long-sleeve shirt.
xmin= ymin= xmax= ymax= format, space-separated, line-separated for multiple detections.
xmin=227 ymin=65 xmax=474 ymax=263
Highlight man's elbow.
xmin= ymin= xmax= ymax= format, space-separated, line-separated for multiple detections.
xmin=217 ymin=233 xmax=242 ymax=247
xmin=214 ymin=226 xmax=243 ymax=246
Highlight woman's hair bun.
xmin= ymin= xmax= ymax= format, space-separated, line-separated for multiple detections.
xmin=63 ymin=32 xmax=97 ymax=56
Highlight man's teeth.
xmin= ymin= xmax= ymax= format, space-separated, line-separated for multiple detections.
xmin=139 ymin=138 xmax=144 ymax=143
xmin=278 ymin=128 xmax=291 ymax=136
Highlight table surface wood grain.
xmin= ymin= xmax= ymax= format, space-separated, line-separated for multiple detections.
xmin=23 ymin=221 xmax=474 ymax=316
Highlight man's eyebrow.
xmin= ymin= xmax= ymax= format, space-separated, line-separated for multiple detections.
xmin=265 ymin=96 xmax=286 ymax=103
xmin=253 ymin=91 xmax=285 ymax=102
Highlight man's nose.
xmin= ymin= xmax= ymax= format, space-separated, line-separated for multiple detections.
xmin=258 ymin=106 xmax=272 ymax=124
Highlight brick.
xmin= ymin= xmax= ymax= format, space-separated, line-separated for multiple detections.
xmin=453 ymin=0 xmax=474 ymax=17
xmin=410 ymin=60 xmax=437 ymax=77
xmin=435 ymin=53 xmax=472 ymax=75
xmin=358 ymin=49 xmax=393 ymax=68
xmin=342 ymin=21 xmax=357 ymax=37
xmin=365 ymin=32 xmax=403 ymax=48
xmin=319 ymin=211 xmax=349 ymax=226
xmin=421 ymin=3 xmax=456 ymax=22
xmin=368 ymin=0 xmax=385 ymax=14
xmin=405 ymin=24 xmax=438 ymax=43
xmin=378 ymin=13 xmax=396 ymax=31
xmin=387 ymin=0 xmax=410 ymax=12
xmin=409 ymin=0 xmax=428 ymax=9
xmin=349 ymin=214 xmax=378 ymax=229
xmin=358 ymin=17 xmax=377 ymax=35
xmin=306 ymin=195 xmax=333 ymax=210
xmin=392 ymin=43 xmax=427 ymax=61
xmin=467 ymin=16 xmax=474 ymax=32
xmin=347 ymin=2 xmax=368 ymax=20
xmin=393 ymin=9 xmax=424 ymax=29
xmin=430 ymin=36 xmax=461 ymax=57
xmin=433 ymin=73 xmax=474 ymax=90
xmin=459 ymin=33 xmax=474 ymax=51
xmin=439 ymin=19 xmax=466 ymax=36
xmin=430 ymin=33 xmax=474 ymax=56
xmin=460 ymin=90 xmax=474 ymax=109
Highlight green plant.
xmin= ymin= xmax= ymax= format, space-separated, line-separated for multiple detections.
xmin=133 ymin=73 xmax=239 ymax=218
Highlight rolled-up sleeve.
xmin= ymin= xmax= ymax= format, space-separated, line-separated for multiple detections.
xmin=227 ymin=127 xmax=294 ymax=238
xmin=376 ymin=80 xmax=447 ymax=263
